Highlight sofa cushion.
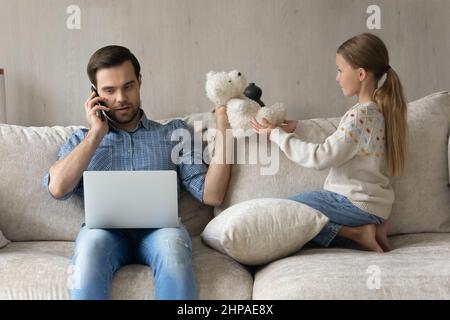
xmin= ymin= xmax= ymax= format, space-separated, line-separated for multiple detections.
xmin=215 ymin=91 xmax=450 ymax=235
xmin=0 ymin=123 xmax=213 ymax=241
xmin=253 ymin=233 xmax=450 ymax=299
xmin=0 ymin=230 xmax=10 ymax=248
xmin=202 ymin=198 xmax=328 ymax=265
xmin=0 ymin=236 xmax=253 ymax=299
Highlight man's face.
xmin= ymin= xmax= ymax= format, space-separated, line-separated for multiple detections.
xmin=96 ymin=60 xmax=142 ymax=125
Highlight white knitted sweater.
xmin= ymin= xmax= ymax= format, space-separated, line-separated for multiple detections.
xmin=270 ymin=101 xmax=394 ymax=219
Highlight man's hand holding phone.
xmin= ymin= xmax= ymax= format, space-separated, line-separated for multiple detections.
xmin=85 ymin=88 xmax=110 ymax=139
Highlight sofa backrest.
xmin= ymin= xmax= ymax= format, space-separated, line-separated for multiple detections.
xmin=215 ymin=91 xmax=450 ymax=236
xmin=389 ymin=92 xmax=450 ymax=234
xmin=0 ymin=121 xmax=213 ymax=241
xmin=1 ymin=92 xmax=449 ymax=240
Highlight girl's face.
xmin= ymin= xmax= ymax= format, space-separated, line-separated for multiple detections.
xmin=335 ymin=53 xmax=362 ymax=97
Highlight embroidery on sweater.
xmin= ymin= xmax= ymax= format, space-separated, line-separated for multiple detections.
xmin=338 ymin=105 xmax=385 ymax=157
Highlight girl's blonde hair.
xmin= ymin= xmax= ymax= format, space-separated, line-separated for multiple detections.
xmin=337 ymin=33 xmax=407 ymax=177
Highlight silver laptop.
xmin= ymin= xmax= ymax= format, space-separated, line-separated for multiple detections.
xmin=83 ymin=170 xmax=179 ymax=229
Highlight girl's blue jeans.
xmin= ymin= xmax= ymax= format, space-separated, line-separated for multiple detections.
xmin=288 ymin=190 xmax=384 ymax=247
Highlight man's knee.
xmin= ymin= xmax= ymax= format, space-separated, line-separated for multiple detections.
xmin=153 ymin=227 xmax=191 ymax=249
xmin=75 ymin=228 xmax=117 ymax=256
xmin=154 ymin=230 xmax=193 ymax=269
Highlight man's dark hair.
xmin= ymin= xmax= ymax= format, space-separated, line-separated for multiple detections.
xmin=87 ymin=45 xmax=141 ymax=87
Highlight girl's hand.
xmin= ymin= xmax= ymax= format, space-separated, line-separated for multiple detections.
xmin=250 ymin=118 xmax=299 ymax=135
xmin=250 ymin=117 xmax=277 ymax=135
xmin=279 ymin=120 xmax=298 ymax=133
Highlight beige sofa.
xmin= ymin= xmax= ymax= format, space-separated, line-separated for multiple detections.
xmin=1 ymin=91 xmax=449 ymax=299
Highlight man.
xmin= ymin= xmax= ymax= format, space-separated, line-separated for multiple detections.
xmin=43 ymin=45 xmax=231 ymax=300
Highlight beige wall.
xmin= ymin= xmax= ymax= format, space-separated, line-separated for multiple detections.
xmin=0 ymin=0 xmax=449 ymax=127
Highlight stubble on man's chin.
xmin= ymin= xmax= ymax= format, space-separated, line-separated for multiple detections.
xmin=109 ymin=103 xmax=141 ymax=124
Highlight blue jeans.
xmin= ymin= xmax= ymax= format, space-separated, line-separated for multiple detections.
xmin=70 ymin=224 xmax=196 ymax=300
xmin=288 ymin=190 xmax=384 ymax=248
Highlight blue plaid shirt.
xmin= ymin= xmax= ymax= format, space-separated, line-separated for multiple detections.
xmin=43 ymin=109 xmax=207 ymax=203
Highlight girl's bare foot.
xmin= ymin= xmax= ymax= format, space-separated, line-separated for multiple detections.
xmin=376 ymin=220 xmax=392 ymax=252
xmin=339 ymin=224 xmax=384 ymax=253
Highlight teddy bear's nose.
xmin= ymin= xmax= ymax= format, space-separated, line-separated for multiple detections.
xmin=237 ymin=72 xmax=241 ymax=76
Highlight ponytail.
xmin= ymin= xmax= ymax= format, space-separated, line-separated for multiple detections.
xmin=373 ymin=68 xmax=408 ymax=177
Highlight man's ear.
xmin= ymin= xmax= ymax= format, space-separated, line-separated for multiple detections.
xmin=138 ymin=74 xmax=142 ymax=86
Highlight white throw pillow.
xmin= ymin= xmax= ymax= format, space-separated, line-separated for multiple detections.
xmin=0 ymin=230 xmax=10 ymax=249
xmin=201 ymin=198 xmax=329 ymax=265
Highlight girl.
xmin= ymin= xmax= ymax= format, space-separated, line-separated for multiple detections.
xmin=251 ymin=33 xmax=407 ymax=253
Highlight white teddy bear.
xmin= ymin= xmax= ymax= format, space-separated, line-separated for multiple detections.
xmin=205 ymin=70 xmax=286 ymax=138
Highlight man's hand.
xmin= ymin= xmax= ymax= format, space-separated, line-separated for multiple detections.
xmin=85 ymin=91 xmax=111 ymax=138
xmin=214 ymin=105 xmax=228 ymax=122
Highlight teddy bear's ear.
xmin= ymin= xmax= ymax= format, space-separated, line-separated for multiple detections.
xmin=206 ymin=71 xmax=216 ymax=80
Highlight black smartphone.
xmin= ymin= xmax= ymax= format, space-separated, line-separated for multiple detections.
xmin=91 ymin=86 xmax=106 ymax=121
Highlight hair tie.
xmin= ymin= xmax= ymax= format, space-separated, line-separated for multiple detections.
xmin=385 ymin=65 xmax=391 ymax=73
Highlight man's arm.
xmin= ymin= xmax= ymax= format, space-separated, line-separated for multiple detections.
xmin=48 ymin=91 xmax=110 ymax=199
xmin=48 ymin=131 xmax=103 ymax=198
xmin=203 ymin=106 xmax=232 ymax=207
